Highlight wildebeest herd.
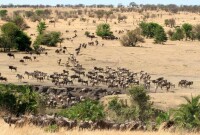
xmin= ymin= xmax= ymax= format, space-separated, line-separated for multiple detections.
xmin=0 ymin=34 xmax=194 ymax=131
xmin=2 ymin=113 xmax=153 ymax=131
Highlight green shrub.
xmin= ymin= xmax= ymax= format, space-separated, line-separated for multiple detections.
xmin=96 ymin=23 xmax=113 ymax=37
xmin=34 ymin=31 xmax=61 ymax=47
xmin=0 ymin=84 xmax=42 ymax=115
xmin=154 ymin=26 xmax=167 ymax=44
xmin=171 ymin=28 xmax=185 ymax=41
xmin=173 ymin=95 xmax=200 ymax=131
xmin=59 ymin=99 xmax=105 ymax=121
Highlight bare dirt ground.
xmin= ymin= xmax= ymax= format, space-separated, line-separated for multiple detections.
xmin=0 ymin=8 xmax=200 ymax=110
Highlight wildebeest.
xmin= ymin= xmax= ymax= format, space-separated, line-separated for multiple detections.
xmin=8 ymin=66 xmax=17 ymax=72
xmin=7 ymin=53 xmax=15 ymax=59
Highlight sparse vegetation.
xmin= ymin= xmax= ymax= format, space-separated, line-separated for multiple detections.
xmin=120 ymin=28 xmax=144 ymax=47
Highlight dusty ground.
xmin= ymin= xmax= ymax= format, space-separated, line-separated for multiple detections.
xmin=0 ymin=8 xmax=200 ymax=110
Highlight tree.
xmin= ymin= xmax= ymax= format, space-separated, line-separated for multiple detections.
xmin=37 ymin=21 xmax=47 ymax=35
xmin=0 ymin=10 xmax=7 ymax=19
xmin=129 ymin=2 xmax=137 ymax=7
xmin=12 ymin=15 xmax=28 ymax=30
xmin=104 ymin=11 xmax=113 ymax=23
xmin=95 ymin=10 xmax=104 ymax=21
xmin=15 ymin=31 xmax=32 ymax=51
xmin=120 ymin=28 xmax=144 ymax=47
xmin=59 ymin=99 xmax=105 ymax=121
xmin=128 ymin=86 xmax=153 ymax=122
xmin=34 ymin=31 xmax=61 ymax=47
xmin=139 ymin=22 xmax=160 ymax=38
xmin=154 ymin=26 xmax=168 ymax=44
xmin=1 ymin=22 xmax=31 ymax=51
xmin=164 ymin=19 xmax=169 ymax=27
xmin=193 ymin=24 xmax=200 ymax=41
xmin=171 ymin=28 xmax=185 ymax=41
xmin=173 ymin=95 xmax=200 ymax=131
xmin=96 ymin=23 xmax=112 ymax=37
xmin=182 ymin=23 xmax=193 ymax=40
xmin=168 ymin=18 xmax=176 ymax=28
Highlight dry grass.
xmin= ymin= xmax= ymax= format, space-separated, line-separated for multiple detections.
xmin=0 ymin=119 xmax=197 ymax=135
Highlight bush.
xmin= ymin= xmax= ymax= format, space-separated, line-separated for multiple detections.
xmin=173 ymin=95 xmax=200 ymax=131
xmin=120 ymin=28 xmax=144 ymax=47
xmin=107 ymin=97 xmax=139 ymax=122
xmin=128 ymin=86 xmax=153 ymax=122
xmin=0 ymin=10 xmax=7 ymax=18
xmin=182 ymin=23 xmax=193 ymax=40
xmin=37 ymin=21 xmax=47 ymax=35
xmin=0 ymin=84 xmax=42 ymax=115
xmin=34 ymin=31 xmax=61 ymax=47
xmin=154 ymin=26 xmax=168 ymax=44
xmin=171 ymin=28 xmax=185 ymax=41
xmin=59 ymin=99 xmax=105 ymax=121
xmin=96 ymin=23 xmax=113 ymax=37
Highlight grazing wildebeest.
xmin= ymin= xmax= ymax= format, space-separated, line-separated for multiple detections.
xmin=7 ymin=53 xmax=15 ymax=59
xmin=8 ymin=66 xmax=17 ymax=72
xmin=0 ymin=76 xmax=7 ymax=82
xmin=19 ymin=59 xmax=25 ymax=64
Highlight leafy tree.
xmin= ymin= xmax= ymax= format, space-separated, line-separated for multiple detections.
xmin=34 ymin=31 xmax=61 ymax=47
xmin=129 ymin=2 xmax=137 ymax=7
xmin=96 ymin=23 xmax=112 ymax=37
xmin=120 ymin=28 xmax=144 ymax=47
xmin=0 ymin=10 xmax=7 ymax=19
xmin=0 ymin=22 xmax=32 ymax=51
xmin=171 ymin=28 xmax=185 ymax=41
xmin=154 ymin=26 xmax=168 ymax=44
xmin=139 ymin=22 xmax=160 ymax=38
xmin=173 ymin=95 xmax=200 ymax=131
xmin=59 ymin=99 xmax=105 ymax=121
xmin=128 ymin=86 xmax=153 ymax=122
xmin=37 ymin=21 xmax=47 ymax=35
xmin=15 ymin=31 xmax=32 ymax=51
xmin=182 ymin=23 xmax=193 ymax=40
